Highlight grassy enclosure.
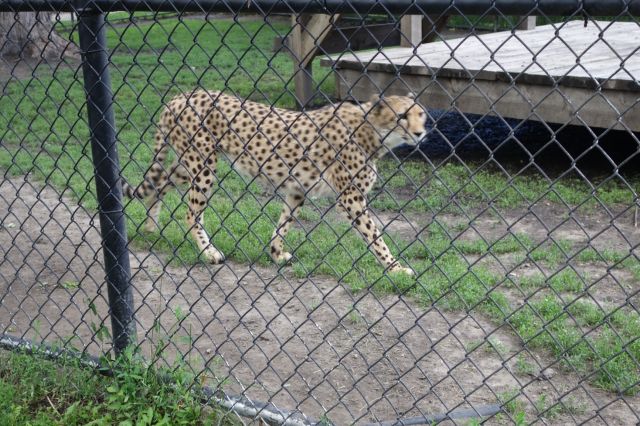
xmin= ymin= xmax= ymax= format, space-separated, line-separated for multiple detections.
xmin=1 ymin=12 xmax=639 ymax=419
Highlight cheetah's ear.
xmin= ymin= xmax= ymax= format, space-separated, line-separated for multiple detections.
xmin=407 ymin=92 xmax=416 ymax=99
xmin=369 ymin=94 xmax=381 ymax=104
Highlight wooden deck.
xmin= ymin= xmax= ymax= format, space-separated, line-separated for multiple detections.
xmin=320 ymin=21 xmax=640 ymax=131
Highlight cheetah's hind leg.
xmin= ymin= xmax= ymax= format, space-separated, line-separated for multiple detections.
xmin=143 ymin=162 xmax=190 ymax=233
xmin=270 ymin=192 xmax=305 ymax=265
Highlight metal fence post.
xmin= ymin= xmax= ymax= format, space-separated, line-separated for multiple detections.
xmin=77 ymin=7 xmax=136 ymax=355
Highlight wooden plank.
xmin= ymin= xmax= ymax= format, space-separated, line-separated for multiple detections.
xmin=477 ymin=37 xmax=640 ymax=82
xmin=389 ymin=20 xmax=573 ymax=63
xmin=622 ymin=59 xmax=640 ymax=75
xmin=404 ymin=22 xmax=635 ymax=71
xmin=413 ymin=20 xmax=636 ymax=59
xmin=506 ymin=39 xmax=640 ymax=86
xmin=326 ymin=17 xmax=544 ymax=64
xmin=333 ymin=68 xmax=640 ymax=131
xmin=323 ymin=21 xmax=583 ymax=69
xmin=328 ymin=20 xmax=635 ymax=70
xmin=326 ymin=26 xmax=601 ymax=80
xmin=321 ymin=21 xmax=640 ymax=90
xmin=326 ymin=20 xmax=640 ymax=129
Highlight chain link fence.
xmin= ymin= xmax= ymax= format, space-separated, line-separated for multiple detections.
xmin=1 ymin=1 xmax=640 ymax=424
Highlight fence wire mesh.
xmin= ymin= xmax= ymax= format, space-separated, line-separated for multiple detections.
xmin=1 ymin=2 xmax=640 ymax=424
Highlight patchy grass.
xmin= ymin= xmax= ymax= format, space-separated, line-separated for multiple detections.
xmin=514 ymin=354 xmax=536 ymax=376
xmin=518 ymin=268 xmax=588 ymax=294
xmin=1 ymin=15 xmax=640 ymax=398
xmin=0 ymin=349 xmax=236 ymax=425
xmin=509 ymin=298 xmax=640 ymax=394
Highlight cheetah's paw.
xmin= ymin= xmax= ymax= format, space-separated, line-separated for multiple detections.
xmin=272 ymin=251 xmax=293 ymax=265
xmin=389 ymin=264 xmax=415 ymax=277
xmin=203 ymin=247 xmax=225 ymax=264
xmin=144 ymin=219 xmax=160 ymax=233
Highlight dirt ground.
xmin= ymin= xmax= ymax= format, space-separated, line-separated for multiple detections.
xmin=1 ymin=176 xmax=639 ymax=425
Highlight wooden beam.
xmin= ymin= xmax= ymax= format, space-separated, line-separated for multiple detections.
xmin=517 ymin=16 xmax=537 ymax=30
xmin=422 ymin=14 xmax=450 ymax=43
xmin=273 ymin=23 xmax=401 ymax=55
xmin=289 ymin=14 xmax=313 ymax=109
xmin=290 ymin=13 xmax=339 ymax=108
xmin=334 ymin=68 xmax=640 ymax=131
xmin=299 ymin=14 xmax=336 ymax=67
xmin=293 ymin=62 xmax=314 ymax=109
xmin=400 ymin=15 xmax=422 ymax=47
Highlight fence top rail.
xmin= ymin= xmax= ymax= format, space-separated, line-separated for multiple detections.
xmin=0 ymin=0 xmax=639 ymax=15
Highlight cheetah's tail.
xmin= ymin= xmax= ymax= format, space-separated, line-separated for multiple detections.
xmin=122 ymin=120 xmax=171 ymax=200
xmin=121 ymin=177 xmax=144 ymax=200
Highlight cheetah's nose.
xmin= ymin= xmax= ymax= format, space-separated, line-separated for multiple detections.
xmin=413 ymin=131 xmax=424 ymax=138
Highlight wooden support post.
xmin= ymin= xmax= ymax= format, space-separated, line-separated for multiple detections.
xmin=293 ymin=61 xmax=314 ymax=109
xmin=517 ymin=16 xmax=537 ymax=30
xmin=290 ymin=14 xmax=313 ymax=109
xmin=290 ymin=13 xmax=338 ymax=109
xmin=422 ymin=14 xmax=450 ymax=43
xmin=400 ymin=15 xmax=423 ymax=47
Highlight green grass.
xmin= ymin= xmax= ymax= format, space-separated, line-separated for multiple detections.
xmin=519 ymin=268 xmax=588 ymax=294
xmin=2 ymin=15 xmax=640 ymax=398
xmin=0 ymin=349 xmax=236 ymax=425
xmin=373 ymin=159 xmax=640 ymax=213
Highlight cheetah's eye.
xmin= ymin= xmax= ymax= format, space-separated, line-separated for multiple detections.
xmin=397 ymin=113 xmax=408 ymax=121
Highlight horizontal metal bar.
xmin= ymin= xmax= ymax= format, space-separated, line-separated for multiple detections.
xmin=0 ymin=0 xmax=638 ymax=15
xmin=0 ymin=334 xmax=316 ymax=426
xmin=0 ymin=334 xmax=107 ymax=371
xmin=0 ymin=333 xmax=503 ymax=425
xmin=365 ymin=404 xmax=503 ymax=426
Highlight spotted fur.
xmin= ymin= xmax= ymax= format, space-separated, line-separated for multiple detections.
xmin=123 ymin=90 xmax=427 ymax=274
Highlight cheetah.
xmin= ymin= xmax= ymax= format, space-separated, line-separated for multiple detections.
xmin=123 ymin=90 xmax=427 ymax=275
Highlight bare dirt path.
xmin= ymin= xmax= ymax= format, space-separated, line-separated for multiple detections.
xmin=1 ymin=176 xmax=638 ymax=424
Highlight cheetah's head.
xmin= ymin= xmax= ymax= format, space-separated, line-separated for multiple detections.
xmin=367 ymin=94 xmax=427 ymax=152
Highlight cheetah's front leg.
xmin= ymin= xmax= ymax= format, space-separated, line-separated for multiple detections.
xmin=339 ymin=187 xmax=414 ymax=276
xmin=186 ymin=161 xmax=225 ymax=264
xmin=186 ymin=184 xmax=225 ymax=264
